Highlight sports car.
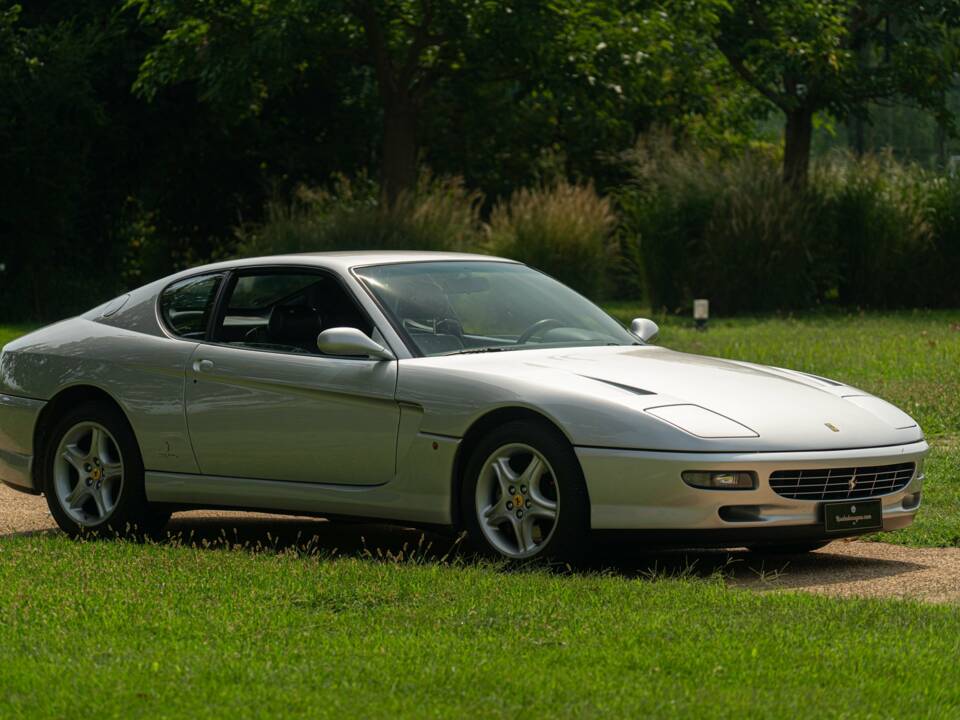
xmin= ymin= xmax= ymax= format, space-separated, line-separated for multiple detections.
xmin=0 ymin=252 xmax=928 ymax=560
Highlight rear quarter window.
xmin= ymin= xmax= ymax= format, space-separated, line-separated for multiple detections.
xmin=159 ymin=274 xmax=224 ymax=339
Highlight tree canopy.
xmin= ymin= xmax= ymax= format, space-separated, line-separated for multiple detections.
xmin=707 ymin=0 xmax=960 ymax=183
xmin=2 ymin=0 xmax=960 ymax=320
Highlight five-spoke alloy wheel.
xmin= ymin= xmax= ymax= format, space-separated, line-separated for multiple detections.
xmin=43 ymin=401 xmax=169 ymax=538
xmin=54 ymin=422 xmax=125 ymax=526
xmin=475 ymin=443 xmax=560 ymax=558
xmin=462 ymin=420 xmax=589 ymax=562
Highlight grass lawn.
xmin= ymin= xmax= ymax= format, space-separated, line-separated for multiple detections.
xmin=1 ymin=535 xmax=959 ymax=719
xmin=3 ymin=315 xmax=960 ymax=718
xmin=0 ymin=324 xmax=33 ymax=348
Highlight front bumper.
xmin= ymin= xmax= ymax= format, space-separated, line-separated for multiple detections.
xmin=0 ymin=394 xmax=45 ymax=494
xmin=577 ymin=440 xmax=928 ymax=538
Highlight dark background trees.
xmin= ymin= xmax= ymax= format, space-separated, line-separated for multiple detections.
xmin=709 ymin=0 xmax=960 ymax=185
xmin=2 ymin=0 xmax=960 ymax=321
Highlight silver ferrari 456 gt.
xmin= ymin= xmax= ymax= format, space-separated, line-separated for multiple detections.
xmin=0 ymin=252 xmax=927 ymax=560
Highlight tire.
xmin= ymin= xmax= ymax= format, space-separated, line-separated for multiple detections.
xmin=747 ymin=541 xmax=831 ymax=555
xmin=460 ymin=420 xmax=589 ymax=563
xmin=42 ymin=400 xmax=169 ymax=539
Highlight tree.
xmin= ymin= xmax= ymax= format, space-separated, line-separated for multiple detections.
xmin=127 ymin=0 xmax=578 ymax=202
xmin=703 ymin=0 xmax=960 ymax=184
xmin=127 ymin=1 xmax=738 ymax=201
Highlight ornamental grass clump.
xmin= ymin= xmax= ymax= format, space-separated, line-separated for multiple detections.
xmin=485 ymin=181 xmax=617 ymax=299
xmin=235 ymin=172 xmax=484 ymax=257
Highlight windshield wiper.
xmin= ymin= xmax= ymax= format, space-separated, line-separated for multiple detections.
xmin=445 ymin=346 xmax=510 ymax=355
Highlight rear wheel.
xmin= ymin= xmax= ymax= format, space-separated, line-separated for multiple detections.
xmin=461 ymin=420 xmax=589 ymax=562
xmin=747 ymin=541 xmax=830 ymax=555
xmin=43 ymin=401 xmax=169 ymax=538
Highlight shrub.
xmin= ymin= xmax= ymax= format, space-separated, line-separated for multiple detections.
xmin=619 ymin=136 xmax=956 ymax=314
xmin=235 ymin=173 xmax=484 ymax=257
xmin=619 ymin=138 xmax=836 ymax=313
xmin=485 ymin=181 xmax=618 ymax=299
xmin=923 ymin=173 xmax=960 ymax=307
xmin=816 ymin=152 xmax=934 ymax=308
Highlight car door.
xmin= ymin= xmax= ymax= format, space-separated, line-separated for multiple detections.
xmin=183 ymin=267 xmax=400 ymax=485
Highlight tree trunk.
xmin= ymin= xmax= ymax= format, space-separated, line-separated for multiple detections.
xmin=381 ymin=96 xmax=419 ymax=205
xmin=783 ymin=108 xmax=813 ymax=187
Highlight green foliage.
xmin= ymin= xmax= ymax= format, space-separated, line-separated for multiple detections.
xmin=817 ymin=153 xmax=935 ymax=307
xmin=925 ymin=174 xmax=960 ymax=303
xmin=484 ymin=182 xmax=617 ymax=299
xmin=235 ymin=174 xmax=484 ymax=256
xmin=619 ymin=137 xmax=835 ymax=313
xmin=620 ymin=136 xmax=960 ymax=313
xmin=0 ymin=5 xmax=115 ymax=321
xmin=5 ymin=1 xmax=960 ymax=323
xmin=696 ymin=0 xmax=960 ymax=181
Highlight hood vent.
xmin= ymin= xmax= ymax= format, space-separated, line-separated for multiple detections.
xmin=580 ymin=376 xmax=656 ymax=396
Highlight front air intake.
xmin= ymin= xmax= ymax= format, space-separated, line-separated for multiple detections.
xmin=768 ymin=462 xmax=915 ymax=501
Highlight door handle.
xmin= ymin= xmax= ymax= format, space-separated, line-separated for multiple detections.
xmin=193 ymin=359 xmax=215 ymax=373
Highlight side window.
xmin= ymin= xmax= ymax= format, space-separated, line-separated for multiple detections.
xmin=159 ymin=274 xmax=223 ymax=339
xmin=215 ymin=271 xmax=372 ymax=355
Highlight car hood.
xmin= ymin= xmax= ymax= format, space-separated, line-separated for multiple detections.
xmin=417 ymin=345 xmax=923 ymax=451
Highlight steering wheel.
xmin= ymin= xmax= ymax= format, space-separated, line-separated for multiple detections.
xmin=515 ymin=318 xmax=564 ymax=345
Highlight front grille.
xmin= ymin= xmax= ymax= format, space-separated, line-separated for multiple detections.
xmin=769 ymin=462 xmax=915 ymax=501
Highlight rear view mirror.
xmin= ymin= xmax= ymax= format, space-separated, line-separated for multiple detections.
xmin=630 ymin=318 xmax=659 ymax=343
xmin=317 ymin=327 xmax=395 ymax=360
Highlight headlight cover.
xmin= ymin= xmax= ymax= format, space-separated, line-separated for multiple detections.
xmin=645 ymin=404 xmax=758 ymax=438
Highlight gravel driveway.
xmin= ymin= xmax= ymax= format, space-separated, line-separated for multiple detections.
xmin=3 ymin=483 xmax=958 ymax=603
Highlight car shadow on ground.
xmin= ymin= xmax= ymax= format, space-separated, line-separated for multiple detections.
xmin=157 ymin=512 xmax=926 ymax=592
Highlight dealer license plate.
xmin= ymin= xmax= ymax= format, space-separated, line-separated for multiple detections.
xmin=823 ymin=499 xmax=882 ymax=534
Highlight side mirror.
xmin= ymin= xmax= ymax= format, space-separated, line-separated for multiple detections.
xmin=630 ymin=317 xmax=659 ymax=343
xmin=317 ymin=327 xmax=395 ymax=360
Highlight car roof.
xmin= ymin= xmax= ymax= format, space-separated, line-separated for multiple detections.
xmin=179 ymin=250 xmax=517 ymax=276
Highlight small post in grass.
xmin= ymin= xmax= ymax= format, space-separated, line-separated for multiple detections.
xmin=693 ymin=298 xmax=709 ymax=331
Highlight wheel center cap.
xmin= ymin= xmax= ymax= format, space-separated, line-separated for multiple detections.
xmin=513 ymin=493 xmax=524 ymax=508
xmin=90 ymin=467 xmax=102 ymax=482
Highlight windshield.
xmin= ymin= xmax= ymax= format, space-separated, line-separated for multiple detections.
xmin=355 ymin=261 xmax=638 ymax=357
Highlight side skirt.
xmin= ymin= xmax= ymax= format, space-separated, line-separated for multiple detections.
xmin=144 ymin=433 xmax=460 ymax=525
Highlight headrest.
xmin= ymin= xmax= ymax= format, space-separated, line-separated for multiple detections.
xmin=268 ymin=305 xmax=322 ymax=345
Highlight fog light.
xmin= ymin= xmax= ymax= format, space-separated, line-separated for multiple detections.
xmin=682 ymin=471 xmax=756 ymax=490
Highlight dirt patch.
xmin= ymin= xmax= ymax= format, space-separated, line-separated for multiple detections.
xmin=726 ymin=540 xmax=960 ymax=603
xmin=3 ymin=483 xmax=958 ymax=603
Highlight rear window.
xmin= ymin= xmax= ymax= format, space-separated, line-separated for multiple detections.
xmin=159 ymin=274 xmax=224 ymax=339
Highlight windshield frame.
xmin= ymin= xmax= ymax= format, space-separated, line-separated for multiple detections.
xmin=351 ymin=259 xmax=639 ymax=358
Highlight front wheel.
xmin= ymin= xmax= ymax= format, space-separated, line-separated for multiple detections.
xmin=43 ymin=401 xmax=169 ymax=538
xmin=461 ymin=420 xmax=589 ymax=562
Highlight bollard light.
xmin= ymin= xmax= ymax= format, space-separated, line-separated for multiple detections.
xmin=693 ymin=298 xmax=709 ymax=331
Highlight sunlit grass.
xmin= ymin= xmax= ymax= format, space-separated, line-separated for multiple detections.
xmin=1 ymin=535 xmax=959 ymax=718
xmin=3 ymin=317 xmax=960 ymax=717
xmin=0 ymin=324 xmax=35 ymax=348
